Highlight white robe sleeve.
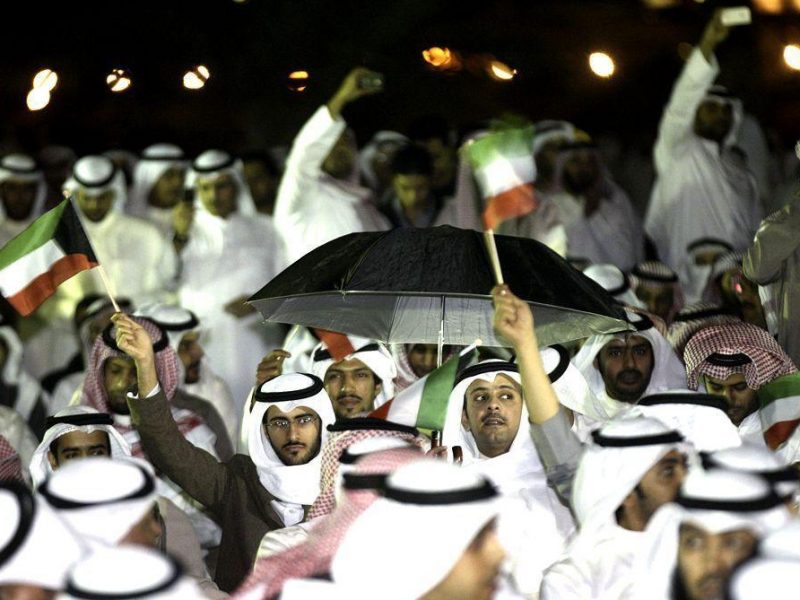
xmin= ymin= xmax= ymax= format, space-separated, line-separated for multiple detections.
xmin=653 ymin=48 xmax=720 ymax=175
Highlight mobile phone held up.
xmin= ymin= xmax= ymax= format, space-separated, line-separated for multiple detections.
xmin=720 ymin=7 xmax=751 ymax=27
xmin=358 ymin=72 xmax=384 ymax=92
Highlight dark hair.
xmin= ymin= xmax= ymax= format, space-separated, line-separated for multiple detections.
xmin=240 ymin=150 xmax=280 ymax=176
xmin=48 ymin=430 xmax=111 ymax=463
xmin=408 ymin=115 xmax=451 ymax=145
xmin=391 ymin=145 xmax=432 ymax=177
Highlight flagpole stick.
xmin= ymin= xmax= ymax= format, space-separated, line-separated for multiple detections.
xmin=283 ymin=324 xmax=301 ymax=349
xmin=483 ymin=229 xmax=505 ymax=285
xmin=96 ymin=264 xmax=121 ymax=313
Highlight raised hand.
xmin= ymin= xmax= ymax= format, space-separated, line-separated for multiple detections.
xmin=492 ymin=284 xmax=537 ymax=351
xmin=256 ymin=349 xmax=291 ymax=386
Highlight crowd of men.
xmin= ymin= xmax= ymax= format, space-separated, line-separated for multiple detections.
xmin=2 ymin=10 xmax=800 ymax=600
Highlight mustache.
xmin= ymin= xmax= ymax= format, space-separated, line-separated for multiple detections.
xmin=282 ymin=440 xmax=306 ymax=450
xmin=336 ymin=393 xmax=363 ymax=402
xmin=616 ymin=369 xmax=643 ymax=381
xmin=482 ymin=414 xmax=506 ymax=425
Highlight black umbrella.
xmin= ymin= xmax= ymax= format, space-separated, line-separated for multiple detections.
xmin=249 ymin=226 xmax=630 ymax=349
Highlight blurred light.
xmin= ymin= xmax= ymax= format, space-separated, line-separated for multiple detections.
xmin=287 ymin=70 xmax=309 ymax=92
xmin=488 ymin=60 xmax=516 ymax=81
xmin=26 ymin=87 xmax=50 ymax=111
xmin=753 ymin=0 xmax=782 ymax=13
xmin=784 ymin=44 xmax=800 ymax=70
xmin=183 ymin=65 xmax=210 ymax=90
xmin=589 ymin=52 xmax=615 ymax=78
xmin=423 ymin=47 xmax=453 ymax=68
xmin=106 ymin=68 xmax=132 ymax=93
xmin=32 ymin=69 xmax=58 ymax=92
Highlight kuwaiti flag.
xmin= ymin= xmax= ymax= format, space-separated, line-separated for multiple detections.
xmin=758 ymin=372 xmax=800 ymax=450
xmin=312 ymin=329 xmax=356 ymax=362
xmin=466 ymin=125 xmax=538 ymax=231
xmin=0 ymin=200 xmax=98 ymax=316
xmin=371 ymin=348 xmax=475 ymax=432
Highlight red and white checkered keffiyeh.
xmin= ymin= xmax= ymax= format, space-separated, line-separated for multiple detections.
xmin=80 ymin=317 xmax=203 ymax=457
xmin=234 ymin=446 xmax=424 ymax=600
xmin=0 ymin=434 xmax=22 ymax=482
xmin=666 ymin=302 xmax=742 ymax=361
xmin=307 ymin=425 xmax=423 ymax=520
xmin=684 ymin=322 xmax=798 ymax=390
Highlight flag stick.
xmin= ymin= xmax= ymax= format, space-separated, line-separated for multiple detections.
xmin=96 ymin=264 xmax=121 ymax=313
xmin=483 ymin=229 xmax=505 ymax=285
xmin=283 ymin=324 xmax=301 ymax=349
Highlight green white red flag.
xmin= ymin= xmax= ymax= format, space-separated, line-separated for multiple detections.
xmin=0 ymin=200 xmax=98 ymax=316
xmin=466 ymin=125 xmax=538 ymax=230
xmin=758 ymin=372 xmax=800 ymax=450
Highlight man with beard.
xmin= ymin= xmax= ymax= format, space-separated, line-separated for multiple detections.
xmin=116 ymin=313 xmax=336 ymax=591
xmin=548 ymin=139 xmax=644 ymax=272
xmin=0 ymin=154 xmax=47 ymax=247
xmin=126 ymin=144 xmax=187 ymax=236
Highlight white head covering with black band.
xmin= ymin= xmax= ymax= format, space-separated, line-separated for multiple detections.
xmin=29 ymin=406 xmax=131 ymax=487
xmin=583 ymin=263 xmax=646 ymax=309
xmin=571 ymin=310 xmax=688 ymax=420
xmin=133 ymin=303 xmax=201 ymax=384
xmin=333 ymin=436 xmax=414 ymax=505
xmin=311 ymin=336 xmax=397 ymax=407
xmin=331 ymin=459 xmax=500 ymax=600
xmin=0 ymin=153 xmax=47 ymax=228
xmin=760 ymin=519 xmax=800 ymax=561
xmin=186 ymin=149 xmax=256 ymax=216
xmin=38 ymin=456 xmax=158 ymax=549
xmin=127 ymin=143 xmax=187 ymax=219
xmin=631 ymin=469 xmax=791 ymax=600
xmin=63 ymin=155 xmax=127 ymax=214
xmin=0 ymin=480 xmax=85 ymax=591
xmin=702 ymin=443 xmax=800 ymax=502
xmin=248 ymin=373 xmax=336 ymax=525
xmin=729 ymin=557 xmax=800 ymax=600
xmin=56 ymin=546 xmax=201 ymax=600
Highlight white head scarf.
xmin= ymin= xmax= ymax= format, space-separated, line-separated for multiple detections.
xmin=583 ymin=263 xmax=646 ymax=309
xmin=572 ymin=416 xmax=688 ymax=530
xmin=571 ymin=310 xmax=688 ymax=419
xmin=358 ymin=131 xmax=408 ymax=192
xmin=56 ymin=546 xmax=202 ymax=599
xmin=187 ymin=149 xmax=256 ymax=217
xmin=702 ymin=443 xmax=800 ymax=501
xmin=127 ymin=143 xmax=187 ymax=219
xmin=133 ymin=303 xmax=201 ymax=384
xmin=63 ymin=155 xmax=128 ymax=214
xmin=311 ymin=336 xmax=397 ymax=407
xmin=729 ymin=558 xmax=800 ymax=600
xmin=0 ymin=480 xmax=85 ymax=591
xmin=38 ymin=456 xmax=158 ymax=548
xmin=685 ymin=238 xmax=734 ymax=304
xmin=331 ymin=459 xmax=500 ymax=600
xmin=29 ymin=406 xmax=132 ymax=487
xmin=0 ymin=153 xmax=47 ymax=226
xmin=760 ymin=519 xmax=800 ymax=561
xmin=0 ymin=325 xmax=45 ymax=425
xmin=248 ymin=373 xmax=336 ymax=522
xmin=632 ymin=469 xmax=791 ymax=600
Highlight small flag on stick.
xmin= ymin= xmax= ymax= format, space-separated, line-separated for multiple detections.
xmin=758 ymin=372 xmax=800 ymax=450
xmin=0 ymin=200 xmax=98 ymax=316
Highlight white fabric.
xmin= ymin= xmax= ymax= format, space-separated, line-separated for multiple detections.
xmin=255 ymin=519 xmax=316 ymax=562
xmin=274 ymin=106 xmax=390 ymax=264
xmin=760 ymin=519 xmax=800 ymax=560
xmin=127 ymin=143 xmax=186 ymax=235
xmin=729 ymin=558 xmax=800 ymax=600
xmin=571 ymin=312 xmax=688 ymax=417
xmin=631 ymin=469 xmax=791 ymax=600
xmin=56 ymin=546 xmax=202 ymax=599
xmin=0 ymin=485 xmax=85 ymax=590
xmin=357 ymin=130 xmax=408 ymax=193
xmin=583 ymin=263 xmax=646 ymax=309
xmin=41 ymin=457 xmax=158 ymax=548
xmin=247 ymin=373 xmax=336 ymax=525
xmin=310 ymin=336 xmax=397 ymax=407
xmin=331 ymin=460 xmax=499 ymax=600
xmin=0 ymin=326 xmax=49 ymax=425
xmin=705 ymin=442 xmax=799 ymax=499
xmin=646 ymin=49 xmax=761 ymax=287
xmin=29 ymin=405 xmax=132 ymax=487
xmin=0 ymin=153 xmax=47 ymax=246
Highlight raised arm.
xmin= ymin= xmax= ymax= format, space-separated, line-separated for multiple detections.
xmin=743 ymin=199 xmax=800 ymax=284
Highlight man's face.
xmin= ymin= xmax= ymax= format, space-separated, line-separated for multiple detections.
xmin=634 ymin=285 xmax=675 ymax=322
xmin=461 ymin=374 xmax=523 ymax=458
xmin=704 ymin=373 xmax=758 ymax=427
xmin=417 ymin=138 xmax=456 ymax=192
xmin=392 ymin=174 xmax=432 ymax=211
xmin=120 ymin=503 xmax=163 ymax=549
xmin=103 ymin=356 xmax=138 ymax=415
xmin=148 ymin=166 xmax=185 ymax=209
xmin=693 ymin=100 xmax=733 ymax=144
xmin=197 ymin=173 xmax=237 ymax=219
xmin=623 ymin=449 xmax=687 ymax=530
xmin=242 ymin=160 xmax=277 ymax=214
xmin=534 ymin=138 xmax=567 ymax=186
xmin=75 ymin=188 xmax=115 ymax=222
xmin=0 ymin=584 xmax=55 ymax=599
xmin=263 ymin=405 xmax=322 ymax=466
xmin=47 ymin=430 xmax=111 ymax=469
xmin=407 ymin=344 xmax=439 ymax=378
xmin=422 ymin=520 xmax=506 ymax=600
xmin=676 ymin=523 xmax=758 ymax=600
xmin=562 ymin=148 xmax=600 ymax=195
xmin=595 ymin=335 xmax=655 ymax=403
xmin=322 ymin=132 xmax=355 ymax=180
xmin=177 ymin=331 xmax=203 ymax=384
xmin=371 ymin=141 xmax=402 ymax=191
xmin=0 ymin=180 xmax=38 ymax=221
xmin=323 ymin=358 xmax=381 ymax=419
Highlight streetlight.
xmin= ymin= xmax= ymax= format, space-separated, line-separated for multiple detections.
xmin=589 ymin=52 xmax=615 ymax=78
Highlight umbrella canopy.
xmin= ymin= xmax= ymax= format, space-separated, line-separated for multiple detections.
xmin=249 ymin=226 xmax=630 ymax=347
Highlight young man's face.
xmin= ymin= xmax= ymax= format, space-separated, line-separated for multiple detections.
xmin=323 ymin=358 xmax=381 ymax=419
xmin=177 ymin=331 xmax=204 ymax=384
xmin=0 ymin=180 xmax=38 ymax=221
xmin=407 ymin=344 xmax=439 ymax=378
xmin=392 ymin=174 xmax=432 ymax=211
xmin=148 ymin=166 xmax=185 ymax=209
xmin=619 ymin=449 xmax=687 ymax=531
xmin=103 ymin=356 xmax=138 ymax=415
xmin=47 ymin=430 xmax=111 ymax=469
xmin=594 ymin=335 xmax=655 ymax=403
xmin=421 ymin=520 xmax=505 ymax=600
xmin=263 ymin=405 xmax=322 ymax=466
xmin=693 ymin=99 xmax=733 ymax=144
xmin=197 ymin=173 xmax=237 ymax=218
xmin=75 ymin=188 xmax=115 ymax=222
xmin=634 ymin=285 xmax=675 ymax=322
xmin=676 ymin=523 xmax=758 ymax=600
xmin=461 ymin=374 xmax=523 ymax=459
xmin=704 ymin=373 xmax=758 ymax=427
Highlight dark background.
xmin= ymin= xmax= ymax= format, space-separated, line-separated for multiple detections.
xmin=3 ymin=0 xmax=800 ymax=156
